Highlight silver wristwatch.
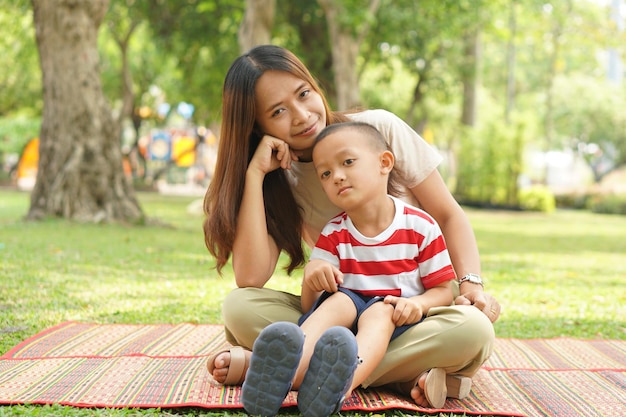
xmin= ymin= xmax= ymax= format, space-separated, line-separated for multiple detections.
xmin=458 ymin=273 xmax=484 ymax=287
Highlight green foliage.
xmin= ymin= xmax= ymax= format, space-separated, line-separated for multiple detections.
xmin=2 ymin=0 xmax=626 ymax=210
xmin=96 ymin=0 xmax=245 ymax=126
xmin=99 ymin=18 xmax=184 ymax=119
xmin=0 ymin=115 xmax=41 ymax=155
xmin=455 ymin=114 xmax=530 ymax=208
xmin=518 ymin=185 xmax=556 ymax=213
xmin=0 ymin=0 xmax=41 ymax=117
xmin=551 ymin=74 xmax=626 ymax=172
xmin=588 ymin=193 xmax=626 ymax=215
xmin=131 ymin=0 xmax=244 ymax=124
xmin=363 ymin=0 xmax=472 ymax=128
xmin=360 ymin=57 xmax=415 ymax=116
xmin=274 ymin=0 xmax=334 ymax=100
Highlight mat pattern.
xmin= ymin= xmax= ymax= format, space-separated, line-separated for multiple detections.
xmin=1 ymin=322 xmax=624 ymax=416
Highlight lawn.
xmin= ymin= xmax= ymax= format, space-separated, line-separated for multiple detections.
xmin=0 ymin=188 xmax=624 ymax=416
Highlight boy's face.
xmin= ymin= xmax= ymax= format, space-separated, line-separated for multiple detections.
xmin=312 ymin=129 xmax=393 ymax=212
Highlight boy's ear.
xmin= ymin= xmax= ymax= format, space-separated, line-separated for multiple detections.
xmin=380 ymin=150 xmax=394 ymax=173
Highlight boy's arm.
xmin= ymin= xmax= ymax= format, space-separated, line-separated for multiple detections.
xmin=300 ymin=281 xmax=321 ymax=314
xmin=413 ymin=280 xmax=454 ymax=312
xmin=384 ymin=280 xmax=453 ymax=326
xmin=301 ymin=258 xmax=343 ymax=313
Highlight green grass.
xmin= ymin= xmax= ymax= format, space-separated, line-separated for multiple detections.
xmin=0 ymin=188 xmax=624 ymax=416
xmin=473 ymin=209 xmax=625 ymax=339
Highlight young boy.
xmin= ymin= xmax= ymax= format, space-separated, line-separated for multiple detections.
xmin=242 ymin=122 xmax=457 ymax=417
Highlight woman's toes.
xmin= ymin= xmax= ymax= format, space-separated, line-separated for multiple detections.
xmin=211 ymin=352 xmax=231 ymax=382
xmin=410 ymin=373 xmax=430 ymax=407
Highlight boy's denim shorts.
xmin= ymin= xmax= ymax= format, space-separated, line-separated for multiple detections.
xmin=298 ymin=287 xmax=424 ymax=340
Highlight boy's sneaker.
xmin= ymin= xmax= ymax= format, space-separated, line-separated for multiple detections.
xmin=297 ymin=326 xmax=359 ymax=417
xmin=241 ymin=321 xmax=304 ymax=416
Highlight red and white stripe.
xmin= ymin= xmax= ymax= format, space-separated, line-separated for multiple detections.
xmin=311 ymin=197 xmax=456 ymax=297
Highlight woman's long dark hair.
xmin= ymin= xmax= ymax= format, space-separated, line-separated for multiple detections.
xmin=203 ymin=45 xmax=348 ymax=274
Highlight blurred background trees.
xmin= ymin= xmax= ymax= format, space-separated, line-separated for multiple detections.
xmin=1 ymin=0 xmax=625 ymax=220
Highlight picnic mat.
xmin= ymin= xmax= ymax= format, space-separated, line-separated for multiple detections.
xmin=0 ymin=322 xmax=624 ymax=417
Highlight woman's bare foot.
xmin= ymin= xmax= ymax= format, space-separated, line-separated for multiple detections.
xmin=210 ymin=352 xmax=230 ymax=383
xmin=410 ymin=368 xmax=447 ymax=408
xmin=410 ymin=372 xmax=430 ymax=407
xmin=207 ymin=347 xmax=251 ymax=385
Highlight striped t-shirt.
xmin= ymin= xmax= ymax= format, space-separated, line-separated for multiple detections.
xmin=310 ymin=196 xmax=456 ymax=298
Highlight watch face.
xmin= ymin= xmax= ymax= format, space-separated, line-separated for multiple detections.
xmin=461 ymin=274 xmax=482 ymax=284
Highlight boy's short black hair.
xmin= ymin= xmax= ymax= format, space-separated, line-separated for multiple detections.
xmin=313 ymin=121 xmax=404 ymax=198
xmin=314 ymin=121 xmax=386 ymax=152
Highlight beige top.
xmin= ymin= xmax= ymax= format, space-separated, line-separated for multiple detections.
xmin=287 ymin=109 xmax=442 ymax=244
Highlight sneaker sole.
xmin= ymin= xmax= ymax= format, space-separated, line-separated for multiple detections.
xmin=297 ymin=326 xmax=358 ymax=417
xmin=242 ymin=322 xmax=304 ymax=416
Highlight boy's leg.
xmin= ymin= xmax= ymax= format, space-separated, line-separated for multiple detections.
xmin=222 ymin=287 xmax=302 ymax=349
xmin=297 ymin=326 xmax=359 ymax=417
xmin=350 ymin=302 xmax=395 ymax=392
xmin=295 ymin=291 xmax=356 ymax=388
xmin=361 ymin=305 xmax=494 ymax=392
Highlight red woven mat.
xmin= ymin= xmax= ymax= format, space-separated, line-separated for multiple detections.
xmin=1 ymin=322 xmax=624 ymax=416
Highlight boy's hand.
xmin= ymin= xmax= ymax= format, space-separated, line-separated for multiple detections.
xmin=303 ymin=259 xmax=343 ymax=293
xmin=383 ymin=296 xmax=424 ymax=326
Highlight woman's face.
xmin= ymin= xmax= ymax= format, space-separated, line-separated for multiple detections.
xmin=255 ymin=70 xmax=326 ymax=161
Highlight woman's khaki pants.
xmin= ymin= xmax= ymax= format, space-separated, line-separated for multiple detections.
xmin=221 ymin=286 xmax=494 ymax=393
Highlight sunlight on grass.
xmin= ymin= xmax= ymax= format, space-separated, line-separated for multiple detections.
xmin=2 ymin=189 xmax=624 ymax=343
xmin=467 ymin=208 xmax=626 ymax=339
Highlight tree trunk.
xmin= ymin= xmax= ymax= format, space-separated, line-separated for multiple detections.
xmin=29 ymin=0 xmax=143 ymax=223
xmin=505 ymin=0 xmax=517 ymax=124
xmin=543 ymin=0 xmax=572 ymax=183
xmin=455 ymin=27 xmax=482 ymax=200
xmin=461 ymin=29 xmax=481 ymax=127
xmin=238 ymin=0 xmax=276 ymax=53
xmin=107 ymin=16 xmax=140 ymax=126
xmin=318 ymin=0 xmax=380 ymax=110
xmin=288 ymin=1 xmax=335 ymax=101
xmin=320 ymin=0 xmax=360 ymax=111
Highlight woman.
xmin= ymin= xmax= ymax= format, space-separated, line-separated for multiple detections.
xmin=203 ymin=44 xmax=500 ymax=408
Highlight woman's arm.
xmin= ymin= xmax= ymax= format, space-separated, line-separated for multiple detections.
xmin=410 ymin=170 xmax=501 ymax=322
xmin=231 ymin=167 xmax=281 ymax=288
xmin=231 ymin=135 xmax=296 ymax=288
xmin=410 ymin=170 xmax=480 ymax=280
